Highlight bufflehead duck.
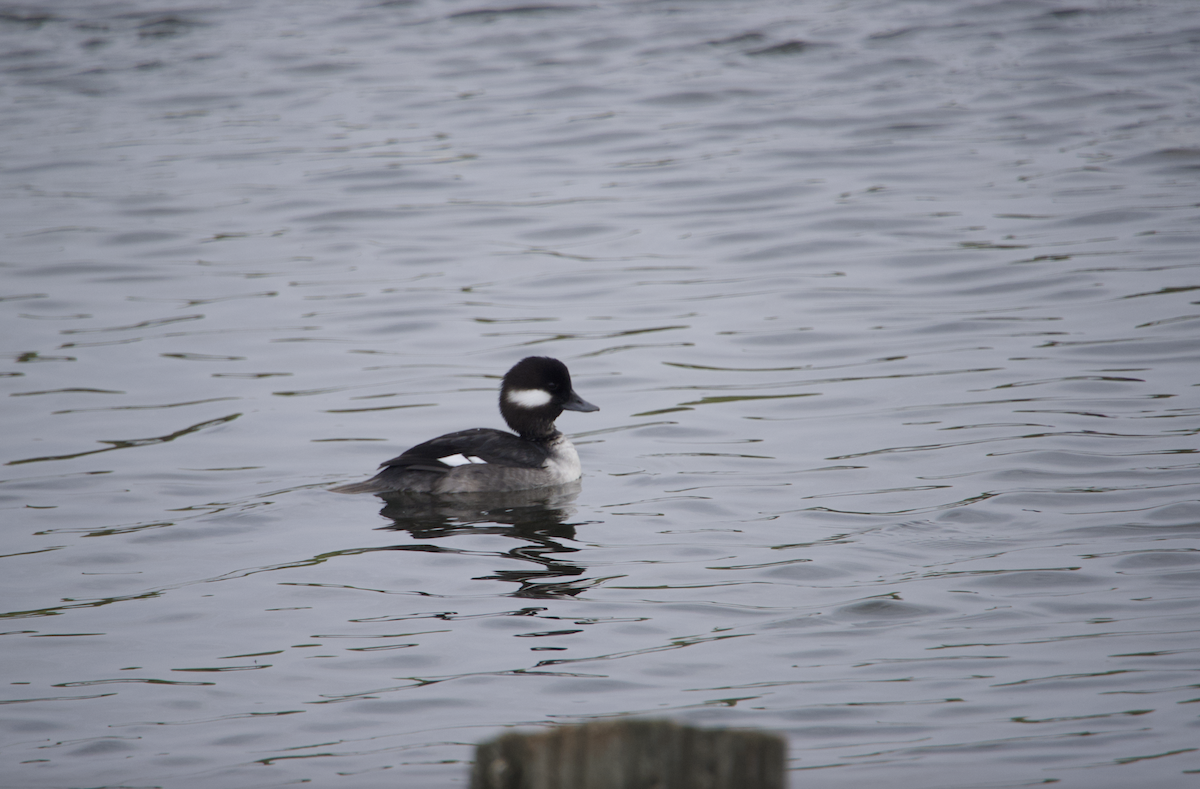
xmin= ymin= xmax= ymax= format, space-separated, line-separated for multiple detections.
xmin=331 ymin=356 xmax=598 ymax=495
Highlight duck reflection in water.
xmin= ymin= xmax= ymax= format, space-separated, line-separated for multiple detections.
xmin=372 ymin=481 xmax=591 ymax=600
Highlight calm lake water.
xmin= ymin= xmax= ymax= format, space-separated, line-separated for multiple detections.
xmin=3 ymin=1 xmax=1199 ymax=787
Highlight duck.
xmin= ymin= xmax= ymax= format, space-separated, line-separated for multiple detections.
xmin=331 ymin=356 xmax=598 ymax=495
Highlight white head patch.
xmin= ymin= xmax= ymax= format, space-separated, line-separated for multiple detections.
xmin=440 ymin=453 xmax=487 ymax=467
xmin=505 ymin=388 xmax=553 ymax=408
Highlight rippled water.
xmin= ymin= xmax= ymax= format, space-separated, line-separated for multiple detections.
xmin=3 ymin=0 xmax=1199 ymax=787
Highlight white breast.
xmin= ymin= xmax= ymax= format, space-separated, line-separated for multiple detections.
xmin=540 ymin=435 xmax=583 ymax=484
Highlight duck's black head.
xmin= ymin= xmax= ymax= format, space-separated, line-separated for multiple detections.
xmin=498 ymin=356 xmax=598 ymax=439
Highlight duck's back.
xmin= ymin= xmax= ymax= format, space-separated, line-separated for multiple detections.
xmin=331 ymin=427 xmax=563 ymax=494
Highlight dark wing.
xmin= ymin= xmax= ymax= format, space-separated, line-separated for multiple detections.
xmin=378 ymin=428 xmax=550 ymax=475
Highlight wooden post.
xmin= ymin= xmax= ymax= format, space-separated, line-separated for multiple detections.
xmin=470 ymin=719 xmax=786 ymax=789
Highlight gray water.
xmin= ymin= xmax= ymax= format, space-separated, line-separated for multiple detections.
xmin=3 ymin=1 xmax=1200 ymax=787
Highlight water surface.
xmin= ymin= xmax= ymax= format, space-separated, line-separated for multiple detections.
xmin=2 ymin=1 xmax=1199 ymax=787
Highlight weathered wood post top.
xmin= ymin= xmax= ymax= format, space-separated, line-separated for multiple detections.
xmin=471 ymin=718 xmax=786 ymax=789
